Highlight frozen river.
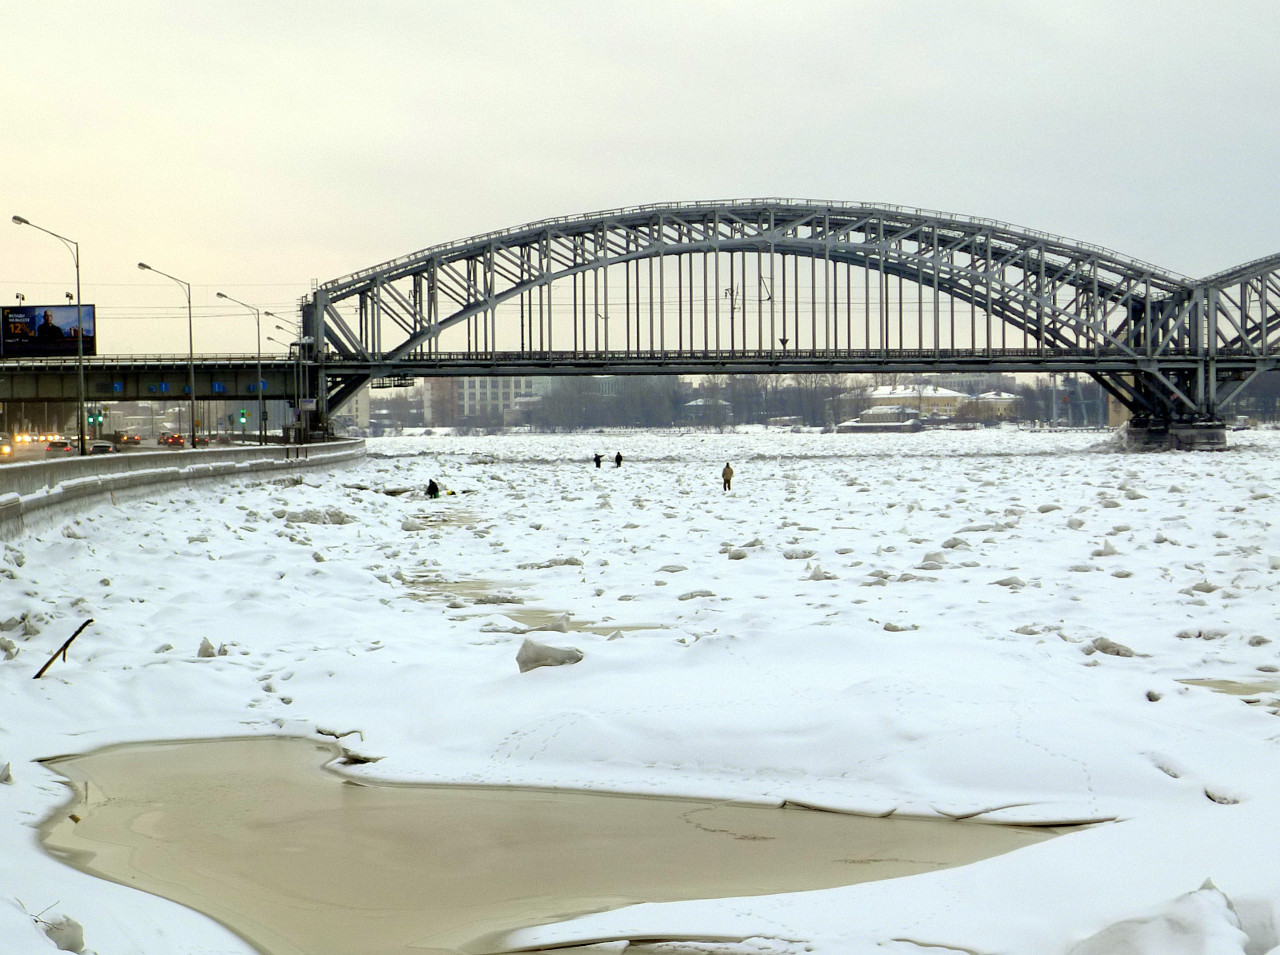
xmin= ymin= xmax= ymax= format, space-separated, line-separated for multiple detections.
xmin=4 ymin=426 xmax=1280 ymax=953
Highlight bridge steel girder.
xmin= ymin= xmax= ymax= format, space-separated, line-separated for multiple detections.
xmin=312 ymin=200 xmax=1280 ymax=426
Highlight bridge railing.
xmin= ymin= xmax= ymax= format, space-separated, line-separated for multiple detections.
xmin=0 ymin=353 xmax=293 ymax=369
xmin=1199 ymin=250 xmax=1280 ymax=287
xmin=327 ymin=345 xmax=1224 ymax=369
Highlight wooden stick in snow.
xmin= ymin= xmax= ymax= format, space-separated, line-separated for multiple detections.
xmin=33 ymin=619 xmax=94 ymax=680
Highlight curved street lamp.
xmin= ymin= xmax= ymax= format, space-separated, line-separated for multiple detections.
xmin=137 ymin=262 xmax=197 ymax=451
xmin=215 ymin=292 xmax=263 ymax=444
xmin=11 ymin=216 xmax=87 ymax=454
xmin=266 ymin=311 xmax=299 ymax=332
xmin=266 ymin=311 xmax=308 ymax=437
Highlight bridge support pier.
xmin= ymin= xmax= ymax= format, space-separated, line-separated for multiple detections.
xmin=1122 ymin=416 xmax=1228 ymax=451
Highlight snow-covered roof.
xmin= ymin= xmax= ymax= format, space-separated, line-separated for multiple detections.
xmin=868 ymin=384 xmax=967 ymax=399
xmin=860 ymin=404 xmax=920 ymax=416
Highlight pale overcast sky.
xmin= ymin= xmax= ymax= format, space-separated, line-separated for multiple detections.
xmin=2 ymin=1 xmax=1277 ymax=354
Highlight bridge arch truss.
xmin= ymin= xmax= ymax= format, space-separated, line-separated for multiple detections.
xmin=310 ymin=200 xmax=1280 ymax=429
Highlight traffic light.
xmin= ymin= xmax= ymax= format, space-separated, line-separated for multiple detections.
xmin=238 ymin=409 xmax=247 ymax=424
xmin=96 ymin=411 xmax=104 ymax=424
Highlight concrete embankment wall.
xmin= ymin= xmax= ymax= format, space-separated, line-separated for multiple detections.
xmin=0 ymin=440 xmax=365 ymax=541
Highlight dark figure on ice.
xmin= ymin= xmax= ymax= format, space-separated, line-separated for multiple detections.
xmin=614 ymin=451 xmax=623 ymax=468
xmin=722 ymin=462 xmax=734 ymax=492
xmin=593 ymin=453 xmax=602 ymax=468
xmin=427 ymin=479 xmax=440 ymax=499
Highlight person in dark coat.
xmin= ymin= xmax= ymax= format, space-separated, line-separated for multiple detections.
xmin=614 ymin=451 xmax=623 ymax=468
xmin=593 ymin=453 xmax=602 ymax=468
xmin=427 ymin=479 xmax=440 ymax=499
xmin=36 ymin=310 xmax=63 ymax=340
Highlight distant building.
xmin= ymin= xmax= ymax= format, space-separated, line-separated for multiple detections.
xmin=928 ymin=372 xmax=1016 ymax=395
xmin=836 ymin=405 xmax=922 ymax=433
xmin=567 ymin=376 xmax=622 ymax=399
xmin=421 ymin=379 xmax=458 ymax=427
xmin=457 ymin=377 xmax=537 ymax=424
xmin=862 ymin=404 xmax=920 ymax=422
xmin=331 ymin=385 xmax=370 ymax=433
xmin=864 ymin=383 xmax=967 ymax=417
xmin=683 ymin=397 xmax=732 ymax=425
xmin=1108 ymin=394 xmax=1131 ymax=428
xmin=966 ymin=391 xmax=1021 ymax=420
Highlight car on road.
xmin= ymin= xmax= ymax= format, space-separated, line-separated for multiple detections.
xmin=0 ymin=433 xmax=12 ymax=458
xmin=45 ymin=439 xmax=76 ymax=456
xmin=111 ymin=431 xmax=142 ymax=447
xmin=89 ymin=441 xmax=118 ymax=455
xmin=163 ymin=433 xmax=186 ymax=448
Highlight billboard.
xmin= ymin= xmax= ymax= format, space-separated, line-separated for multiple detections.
xmin=1 ymin=304 xmax=96 ymax=358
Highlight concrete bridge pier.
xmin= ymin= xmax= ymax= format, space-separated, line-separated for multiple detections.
xmin=1122 ymin=416 xmax=1228 ymax=451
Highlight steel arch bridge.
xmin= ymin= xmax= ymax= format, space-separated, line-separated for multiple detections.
xmin=307 ymin=199 xmax=1279 ymax=440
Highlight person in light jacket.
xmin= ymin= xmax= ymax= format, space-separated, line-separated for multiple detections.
xmin=721 ymin=462 xmax=734 ymax=491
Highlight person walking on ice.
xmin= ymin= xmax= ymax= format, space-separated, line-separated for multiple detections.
xmin=614 ymin=451 xmax=623 ymax=468
xmin=722 ymin=462 xmax=734 ymax=491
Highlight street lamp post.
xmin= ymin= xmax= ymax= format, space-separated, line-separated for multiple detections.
xmin=216 ymin=292 xmax=263 ymax=444
xmin=11 ymin=216 xmax=88 ymax=455
xmin=137 ymin=263 xmax=197 ymax=450
xmin=266 ymin=312 xmax=305 ymax=439
xmin=266 ymin=334 xmax=296 ymax=435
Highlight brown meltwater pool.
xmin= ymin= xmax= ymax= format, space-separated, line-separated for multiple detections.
xmin=41 ymin=737 xmax=1055 ymax=955
xmin=1180 ymin=677 xmax=1280 ymax=701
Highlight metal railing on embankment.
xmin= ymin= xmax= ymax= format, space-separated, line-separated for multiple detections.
xmin=0 ymin=440 xmax=365 ymax=541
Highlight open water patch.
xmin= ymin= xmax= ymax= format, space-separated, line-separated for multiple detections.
xmin=42 ymin=736 xmax=1059 ymax=955
xmin=1180 ymin=677 xmax=1280 ymax=707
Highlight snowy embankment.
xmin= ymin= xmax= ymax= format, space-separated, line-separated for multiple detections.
xmin=0 ymin=440 xmax=364 ymax=542
xmin=2 ymin=427 xmax=1280 ymax=953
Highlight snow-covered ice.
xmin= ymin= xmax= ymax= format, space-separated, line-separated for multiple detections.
xmin=3 ymin=427 xmax=1280 ymax=954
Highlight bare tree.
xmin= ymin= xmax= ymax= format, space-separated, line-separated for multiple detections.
xmin=697 ymin=375 xmax=731 ymax=431
xmin=791 ymin=373 xmax=829 ymax=426
xmin=727 ymin=375 xmax=765 ymax=425
xmin=832 ymin=376 xmax=870 ymax=424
